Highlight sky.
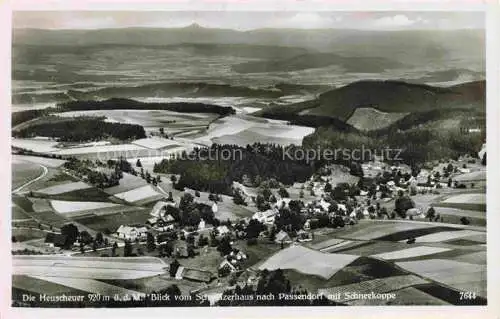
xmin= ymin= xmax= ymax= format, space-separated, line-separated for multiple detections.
xmin=13 ymin=11 xmax=484 ymax=30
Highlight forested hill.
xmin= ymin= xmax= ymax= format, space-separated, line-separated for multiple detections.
xmin=257 ymin=80 xmax=485 ymax=122
xmin=56 ymin=98 xmax=236 ymax=115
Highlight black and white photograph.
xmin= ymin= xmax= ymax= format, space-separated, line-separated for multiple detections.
xmin=5 ymin=3 xmax=495 ymax=312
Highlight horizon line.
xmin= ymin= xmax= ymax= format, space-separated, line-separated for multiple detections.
xmin=12 ymin=24 xmax=485 ymax=32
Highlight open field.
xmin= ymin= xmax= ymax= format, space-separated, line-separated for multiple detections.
xmin=409 ymin=229 xmax=484 ymax=243
xmin=114 ymin=184 xmax=165 ymax=204
xmin=13 ymin=255 xmax=168 ymax=280
xmin=282 ymin=256 xmax=408 ymax=292
xmin=74 ymin=209 xmax=150 ymax=233
xmin=12 ymin=196 xmax=34 ymax=212
xmin=318 ymin=274 xmax=429 ymax=301
xmin=12 ymin=203 xmax=31 ymax=220
xmin=104 ymin=173 xmax=148 ymax=195
xmin=12 ymin=138 xmax=59 ymax=153
xmin=13 ymin=275 xmax=88 ymax=296
xmin=433 ymin=206 xmax=485 ymax=221
xmin=38 ymin=187 xmax=113 ymax=202
xmin=131 ymin=137 xmax=183 ymax=150
xmin=441 ymin=193 xmax=486 ymax=205
xmin=57 ymin=109 xmax=217 ymax=131
xmin=14 ymin=167 xmax=71 ymax=194
xmin=50 ymin=200 xmax=122 ymax=214
xmin=34 ymin=276 xmax=145 ymax=297
xmin=31 ymin=198 xmax=54 ymax=212
xmin=371 ymin=246 xmax=452 ymax=260
xmin=35 ymin=181 xmax=91 ymax=195
xmin=102 ymin=276 xmax=178 ymax=294
xmin=194 ymin=114 xmax=314 ymax=147
xmin=12 ymin=228 xmax=48 ymax=242
xmin=51 ymin=143 xmax=149 ymax=159
xmin=328 ymin=241 xmax=414 ymax=255
xmin=330 ymin=220 xmax=445 ymax=241
xmin=395 ymin=259 xmax=486 ymax=298
xmin=105 ymin=275 xmax=206 ymax=296
xmin=12 ymin=160 xmax=44 ymax=191
xmin=12 ymin=155 xmax=66 ymax=168
xmin=309 ymin=238 xmax=347 ymax=250
xmin=434 ymin=193 xmax=486 ymax=212
xmin=452 ymin=251 xmax=487 ymax=264
xmin=258 ymin=245 xmax=358 ymax=279
xmin=178 ymin=246 xmax=223 ymax=274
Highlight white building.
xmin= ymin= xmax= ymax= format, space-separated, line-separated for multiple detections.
xmin=116 ymin=225 xmax=148 ymax=240
xmin=252 ymin=209 xmax=276 ymax=224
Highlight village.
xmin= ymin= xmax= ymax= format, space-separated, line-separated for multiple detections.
xmin=26 ymin=142 xmax=486 ymax=304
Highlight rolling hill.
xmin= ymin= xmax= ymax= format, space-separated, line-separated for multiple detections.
xmin=258 ymin=80 xmax=485 ymax=123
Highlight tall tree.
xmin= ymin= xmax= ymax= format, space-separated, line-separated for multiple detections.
xmin=124 ymin=240 xmax=133 ymax=257
xmin=146 ymin=232 xmax=156 ymax=252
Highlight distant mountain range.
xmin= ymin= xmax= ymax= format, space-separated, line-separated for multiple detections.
xmin=13 ymin=26 xmax=484 ymax=65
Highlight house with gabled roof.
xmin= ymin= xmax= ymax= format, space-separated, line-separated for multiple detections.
xmin=116 ymin=225 xmax=148 ymax=240
xmin=252 ymin=209 xmax=276 ymax=224
xmin=218 ymin=259 xmax=239 ymax=276
xmin=150 ymin=201 xmax=176 ymax=218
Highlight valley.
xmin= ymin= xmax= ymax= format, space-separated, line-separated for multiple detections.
xmin=10 ymin=22 xmax=487 ymax=308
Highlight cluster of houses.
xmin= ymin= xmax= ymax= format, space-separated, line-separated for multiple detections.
xmin=218 ymin=248 xmax=248 ymax=276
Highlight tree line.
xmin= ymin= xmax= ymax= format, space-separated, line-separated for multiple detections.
xmin=153 ymin=143 xmax=315 ymax=195
xmin=13 ymin=116 xmax=146 ymax=142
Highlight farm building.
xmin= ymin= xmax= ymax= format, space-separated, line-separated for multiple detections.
xmin=116 ymin=225 xmax=148 ymax=240
xmin=44 ymin=233 xmax=67 ymax=248
xmin=275 ymin=230 xmax=292 ymax=244
xmin=176 ymin=266 xmax=212 ymax=283
xmin=218 ymin=259 xmax=239 ymax=276
xmin=252 ymin=209 xmax=276 ymax=224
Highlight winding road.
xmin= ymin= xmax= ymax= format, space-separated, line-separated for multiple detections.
xmin=13 ymin=163 xmax=48 ymax=193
